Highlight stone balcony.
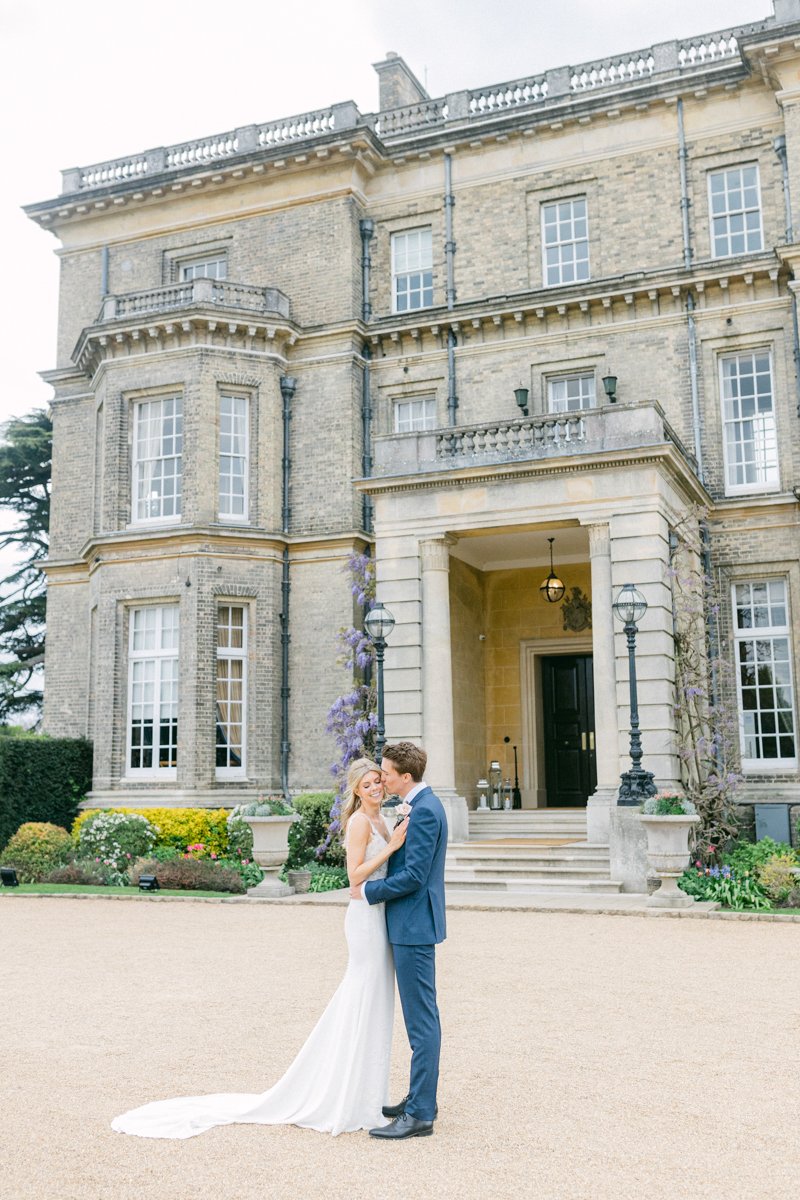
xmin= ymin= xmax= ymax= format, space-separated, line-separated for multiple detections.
xmin=370 ymin=401 xmax=699 ymax=480
xmin=96 ymin=278 xmax=291 ymax=323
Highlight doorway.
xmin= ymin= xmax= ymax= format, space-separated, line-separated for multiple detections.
xmin=541 ymin=654 xmax=597 ymax=807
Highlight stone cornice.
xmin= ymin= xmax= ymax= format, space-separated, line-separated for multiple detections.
xmin=356 ymin=440 xmax=711 ymax=506
xmin=42 ymin=527 xmax=372 ymax=573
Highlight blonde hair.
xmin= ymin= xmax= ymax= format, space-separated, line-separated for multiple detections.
xmin=340 ymin=757 xmax=383 ymax=838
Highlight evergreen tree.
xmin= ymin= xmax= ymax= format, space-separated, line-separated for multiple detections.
xmin=0 ymin=409 xmax=52 ymax=722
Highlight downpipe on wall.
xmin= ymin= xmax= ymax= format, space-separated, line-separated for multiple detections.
xmin=444 ymin=153 xmax=458 ymax=425
xmin=359 ymin=217 xmax=375 ymax=532
xmin=279 ymin=374 xmax=296 ymax=798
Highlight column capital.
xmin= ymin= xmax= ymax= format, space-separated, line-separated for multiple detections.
xmin=586 ymin=521 xmax=611 ymax=557
xmin=419 ymin=535 xmax=455 ymax=572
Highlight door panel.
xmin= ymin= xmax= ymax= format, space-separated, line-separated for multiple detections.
xmin=542 ymin=655 xmax=596 ymax=807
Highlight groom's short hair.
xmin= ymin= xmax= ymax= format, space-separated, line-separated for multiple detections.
xmin=383 ymin=741 xmax=427 ymax=782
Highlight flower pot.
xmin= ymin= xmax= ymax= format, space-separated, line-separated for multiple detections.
xmin=242 ymin=815 xmax=295 ymax=897
xmin=287 ymin=869 xmax=312 ymax=894
xmin=640 ymin=814 xmax=700 ymax=908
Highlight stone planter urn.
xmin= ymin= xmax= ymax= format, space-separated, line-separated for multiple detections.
xmin=287 ymin=868 xmax=312 ymax=894
xmin=242 ymin=815 xmax=295 ymax=897
xmin=640 ymin=814 xmax=700 ymax=908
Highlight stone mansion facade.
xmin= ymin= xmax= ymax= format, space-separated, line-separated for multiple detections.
xmin=26 ymin=0 xmax=800 ymax=841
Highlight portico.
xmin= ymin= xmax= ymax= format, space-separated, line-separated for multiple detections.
xmin=360 ymin=400 xmax=709 ymax=845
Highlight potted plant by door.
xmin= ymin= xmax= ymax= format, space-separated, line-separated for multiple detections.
xmin=640 ymin=792 xmax=700 ymax=908
xmin=231 ymin=798 xmax=299 ymax=896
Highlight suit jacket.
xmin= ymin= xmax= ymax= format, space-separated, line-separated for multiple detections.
xmin=363 ymin=785 xmax=448 ymax=946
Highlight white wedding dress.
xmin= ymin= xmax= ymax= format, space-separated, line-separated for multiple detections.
xmin=111 ymin=826 xmax=394 ymax=1138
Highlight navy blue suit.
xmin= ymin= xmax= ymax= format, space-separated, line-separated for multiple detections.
xmin=364 ymin=785 xmax=447 ymax=1122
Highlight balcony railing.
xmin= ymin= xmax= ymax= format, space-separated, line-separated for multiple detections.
xmin=57 ymin=13 xmax=789 ymax=194
xmin=96 ymin=279 xmax=291 ymax=323
xmin=371 ymin=402 xmax=697 ymax=477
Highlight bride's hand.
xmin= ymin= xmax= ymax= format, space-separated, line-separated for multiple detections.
xmin=388 ymin=818 xmax=408 ymax=851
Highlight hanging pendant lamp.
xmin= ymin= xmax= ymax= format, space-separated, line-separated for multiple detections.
xmin=539 ymin=537 xmax=566 ymax=603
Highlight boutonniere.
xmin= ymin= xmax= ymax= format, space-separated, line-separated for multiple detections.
xmin=395 ymin=799 xmax=412 ymax=817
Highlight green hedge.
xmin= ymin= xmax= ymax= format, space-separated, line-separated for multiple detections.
xmin=286 ymin=792 xmax=343 ymax=870
xmin=0 ymin=736 xmax=93 ymax=852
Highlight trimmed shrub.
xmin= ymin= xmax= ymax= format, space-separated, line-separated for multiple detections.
xmin=726 ymin=837 xmax=796 ymax=875
xmin=226 ymin=816 xmax=254 ymax=859
xmin=73 ymin=807 xmax=230 ymax=856
xmin=45 ymin=861 xmax=107 ymax=886
xmin=129 ymin=857 xmax=245 ymax=894
xmin=0 ymin=736 xmax=93 ymax=852
xmin=77 ymin=812 xmax=157 ymax=875
xmin=0 ymin=822 xmax=74 ymax=882
xmin=757 ymin=855 xmax=798 ymax=904
xmin=286 ymin=792 xmax=343 ymax=870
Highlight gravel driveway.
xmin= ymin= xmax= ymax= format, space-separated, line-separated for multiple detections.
xmin=1 ymin=897 xmax=797 ymax=1200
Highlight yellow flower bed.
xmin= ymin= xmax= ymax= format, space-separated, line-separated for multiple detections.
xmin=72 ymin=808 xmax=231 ymax=856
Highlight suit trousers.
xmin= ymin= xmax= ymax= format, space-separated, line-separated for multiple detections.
xmin=392 ymin=943 xmax=441 ymax=1121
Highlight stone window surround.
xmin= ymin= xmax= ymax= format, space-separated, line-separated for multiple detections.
xmin=532 ymin=353 xmax=607 ymax=417
xmin=699 ymin=326 xmax=787 ymax=499
xmin=390 ymin=225 xmax=435 ymax=314
xmin=124 ymin=600 xmax=180 ymax=780
xmin=163 ymin=237 xmax=233 ymax=284
xmin=540 ymin=194 xmax=591 ymax=289
xmin=374 ymin=206 xmax=442 ymax=316
xmin=393 ymin=394 xmax=438 ymax=433
xmin=217 ymin=387 xmax=252 ymax=525
xmin=378 ymin=374 xmax=443 ymax=436
xmin=706 ymin=161 xmax=764 ymax=261
xmin=690 ymin=141 xmax=772 ymax=261
xmin=129 ymin=389 xmax=184 ymax=528
xmin=716 ymin=343 xmax=780 ymax=498
xmin=730 ymin=575 xmax=798 ymax=773
xmin=215 ymin=602 xmax=249 ymax=780
xmin=525 ymin=175 xmax=598 ymax=290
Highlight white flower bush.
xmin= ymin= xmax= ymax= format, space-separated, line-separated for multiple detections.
xmin=77 ymin=811 xmax=158 ymax=878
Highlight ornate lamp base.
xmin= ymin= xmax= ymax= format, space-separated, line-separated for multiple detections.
xmin=617 ymin=767 xmax=657 ymax=807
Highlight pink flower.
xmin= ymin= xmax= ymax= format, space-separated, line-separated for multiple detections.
xmin=396 ymin=800 xmax=412 ymax=817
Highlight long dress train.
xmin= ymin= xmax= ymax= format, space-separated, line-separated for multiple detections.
xmin=111 ymin=828 xmax=394 ymax=1138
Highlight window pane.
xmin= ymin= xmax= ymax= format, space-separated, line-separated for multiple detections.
xmin=219 ymin=394 xmax=249 ymax=519
xmin=720 ymin=353 xmax=778 ymax=492
xmin=133 ymin=396 xmax=183 ymax=521
xmin=216 ymin=605 xmax=247 ymax=772
xmin=129 ymin=605 xmax=179 ymax=772
xmin=542 ymin=197 xmax=590 ymax=287
xmin=733 ymin=581 xmax=796 ymax=765
xmin=392 ymin=229 xmax=433 ymax=312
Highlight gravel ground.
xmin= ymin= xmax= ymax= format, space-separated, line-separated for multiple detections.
xmin=1 ymin=897 xmax=798 ymax=1200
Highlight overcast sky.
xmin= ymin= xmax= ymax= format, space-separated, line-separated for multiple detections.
xmin=0 ymin=0 xmax=774 ymax=432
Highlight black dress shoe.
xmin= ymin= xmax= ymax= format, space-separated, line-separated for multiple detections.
xmin=382 ymin=1095 xmax=438 ymax=1119
xmin=369 ymin=1113 xmax=434 ymax=1139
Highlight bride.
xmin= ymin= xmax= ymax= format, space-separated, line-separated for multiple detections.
xmin=111 ymin=758 xmax=407 ymax=1138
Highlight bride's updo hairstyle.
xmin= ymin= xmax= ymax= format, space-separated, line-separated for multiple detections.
xmin=340 ymin=757 xmax=383 ymax=838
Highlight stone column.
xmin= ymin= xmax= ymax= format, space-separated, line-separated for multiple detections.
xmin=419 ymin=536 xmax=468 ymax=840
xmin=586 ymin=522 xmax=620 ymax=844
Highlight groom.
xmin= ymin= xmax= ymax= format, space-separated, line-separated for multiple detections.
xmin=350 ymin=741 xmax=447 ymax=1140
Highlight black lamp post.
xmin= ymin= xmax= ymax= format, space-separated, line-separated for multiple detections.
xmin=364 ymin=603 xmax=396 ymax=763
xmin=612 ymin=583 xmax=657 ymax=806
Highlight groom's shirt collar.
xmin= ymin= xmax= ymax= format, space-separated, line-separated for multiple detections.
xmin=404 ymin=781 xmax=428 ymax=806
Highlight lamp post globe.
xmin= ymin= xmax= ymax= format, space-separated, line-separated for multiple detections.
xmin=364 ymin=604 xmax=396 ymax=642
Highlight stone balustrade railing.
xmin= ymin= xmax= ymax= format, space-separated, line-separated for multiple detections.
xmin=371 ymin=401 xmax=697 ymax=477
xmin=97 ymin=279 xmax=291 ymax=322
xmin=61 ymin=14 xmax=784 ymax=192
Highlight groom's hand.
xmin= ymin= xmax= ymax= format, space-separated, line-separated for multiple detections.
xmin=350 ymin=882 xmax=363 ymax=900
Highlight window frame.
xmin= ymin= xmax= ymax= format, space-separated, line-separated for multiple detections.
xmin=731 ymin=579 xmax=797 ymax=773
xmin=130 ymin=393 xmax=183 ymax=526
xmin=391 ymin=227 xmax=434 ymax=314
xmin=540 ymin=196 xmax=590 ymax=288
xmin=215 ymin=603 xmax=248 ymax=779
xmin=718 ymin=349 xmax=779 ymax=497
xmin=178 ymin=254 xmax=228 ymax=281
xmin=125 ymin=604 xmax=180 ymax=779
xmin=218 ymin=391 xmax=250 ymax=523
xmin=546 ymin=372 xmax=597 ymax=413
xmin=393 ymin=396 xmax=438 ymax=433
xmin=707 ymin=163 xmax=764 ymax=260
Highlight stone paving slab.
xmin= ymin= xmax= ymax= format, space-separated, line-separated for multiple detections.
xmin=1 ymin=897 xmax=798 ymax=1200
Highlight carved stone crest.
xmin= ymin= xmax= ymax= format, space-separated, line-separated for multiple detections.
xmin=562 ymin=586 xmax=592 ymax=632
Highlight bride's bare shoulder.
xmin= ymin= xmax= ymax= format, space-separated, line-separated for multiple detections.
xmin=347 ymin=810 xmax=370 ymax=832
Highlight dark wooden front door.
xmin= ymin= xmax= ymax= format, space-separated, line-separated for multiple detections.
xmin=542 ymin=655 xmax=596 ymax=807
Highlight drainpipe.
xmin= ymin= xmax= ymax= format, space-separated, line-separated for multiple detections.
xmin=677 ymin=99 xmax=692 ymax=269
xmin=361 ymin=344 xmax=373 ymax=533
xmin=359 ymin=217 xmax=374 ymax=323
xmin=444 ymin=153 xmax=459 ymax=425
xmin=774 ymin=135 xmax=800 ymax=415
xmin=279 ymin=374 xmax=296 ymax=799
xmin=686 ymin=292 xmax=704 ymax=482
xmin=100 ymin=245 xmax=109 ymax=296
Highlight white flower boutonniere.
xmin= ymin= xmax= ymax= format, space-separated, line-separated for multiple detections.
xmin=395 ymin=799 xmax=412 ymax=818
